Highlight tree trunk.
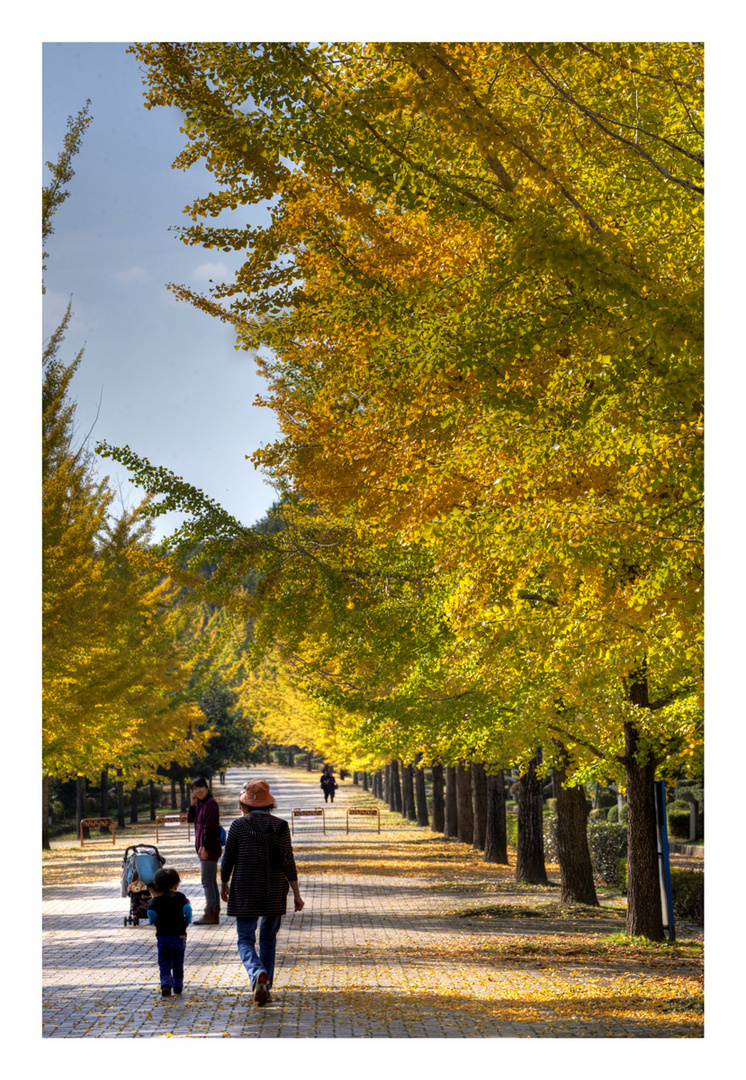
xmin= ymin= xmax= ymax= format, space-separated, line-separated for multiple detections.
xmin=179 ymin=777 xmax=187 ymax=813
xmin=456 ymin=763 xmax=474 ymax=845
xmin=288 ymin=748 xmax=294 ymax=767
xmin=130 ymin=784 xmax=139 ymax=824
xmin=555 ymin=766 xmax=598 ymax=905
xmin=444 ymin=765 xmax=459 ymax=839
xmin=116 ymin=769 xmax=126 ymax=827
xmin=431 ymin=763 xmax=445 ymax=833
xmin=515 ymin=753 xmax=547 ymax=884
xmin=375 ymin=771 xmax=383 ymax=799
xmin=149 ymin=780 xmax=157 ymax=822
xmin=306 ymin=751 xmax=313 ymax=771
xmin=353 ymin=771 xmax=359 ymax=786
xmin=362 ymin=771 xmax=369 ymax=792
xmin=624 ymin=719 xmax=664 ymax=940
xmin=76 ymin=775 xmax=89 ymax=840
xmin=99 ymin=768 xmax=109 ymax=830
xmin=484 ymin=769 xmax=508 ymax=864
xmin=471 ymin=762 xmax=487 ymax=851
xmin=42 ymin=774 xmax=51 ymax=851
xmin=402 ymin=763 xmax=416 ymax=820
xmin=170 ymin=776 xmax=177 ymax=810
xmin=390 ymin=759 xmax=402 ymax=813
xmin=414 ymin=758 xmax=429 ymax=827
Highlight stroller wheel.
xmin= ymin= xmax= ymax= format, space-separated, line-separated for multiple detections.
xmin=134 ymin=916 xmax=139 ymax=926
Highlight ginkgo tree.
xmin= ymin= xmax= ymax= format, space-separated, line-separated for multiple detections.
xmin=42 ymin=108 xmax=210 ymax=847
xmin=105 ymin=42 xmax=703 ymax=938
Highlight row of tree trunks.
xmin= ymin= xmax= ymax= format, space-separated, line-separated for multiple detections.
xmin=356 ymin=750 xmax=652 ymax=926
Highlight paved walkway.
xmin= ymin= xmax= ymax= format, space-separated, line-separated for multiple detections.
xmin=42 ymin=765 xmax=703 ymax=1038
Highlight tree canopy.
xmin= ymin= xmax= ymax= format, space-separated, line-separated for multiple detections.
xmin=101 ymin=43 xmax=704 ymax=936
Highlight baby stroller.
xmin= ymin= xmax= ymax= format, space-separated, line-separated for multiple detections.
xmin=120 ymin=844 xmax=165 ymax=926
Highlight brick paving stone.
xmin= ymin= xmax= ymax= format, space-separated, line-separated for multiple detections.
xmin=42 ymin=764 xmax=703 ymax=1039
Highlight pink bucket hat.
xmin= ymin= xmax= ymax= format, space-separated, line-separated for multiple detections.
xmin=239 ymin=779 xmax=274 ymax=808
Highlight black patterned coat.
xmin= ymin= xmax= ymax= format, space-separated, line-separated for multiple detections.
xmin=220 ymin=810 xmax=298 ymax=918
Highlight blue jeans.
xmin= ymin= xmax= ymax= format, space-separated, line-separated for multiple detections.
xmin=236 ymin=915 xmax=283 ymax=989
xmin=157 ymin=935 xmax=186 ymax=990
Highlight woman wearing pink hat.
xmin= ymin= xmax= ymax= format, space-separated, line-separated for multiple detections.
xmin=220 ymin=778 xmax=304 ymax=1005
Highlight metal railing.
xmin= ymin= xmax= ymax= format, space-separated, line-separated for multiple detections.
xmin=155 ymin=813 xmax=192 ymax=843
xmin=346 ymin=807 xmax=380 ymax=834
xmin=290 ymin=807 xmax=326 ymax=834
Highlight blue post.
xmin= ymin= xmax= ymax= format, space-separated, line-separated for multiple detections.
xmin=654 ymin=780 xmax=676 ymax=941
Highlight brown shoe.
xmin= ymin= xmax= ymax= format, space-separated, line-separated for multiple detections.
xmin=254 ymin=973 xmax=269 ymax=1006
xmin=192 ymin=908 xmax=219 ymax=925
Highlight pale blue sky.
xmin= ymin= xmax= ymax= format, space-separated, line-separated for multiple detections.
xmin=43 ymin=42 xmax=281 ymax=540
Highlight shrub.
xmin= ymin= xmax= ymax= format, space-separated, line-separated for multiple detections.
xmin=667 ymin=799 xmax=695 ymax=840
xmin=588 ymin=807 xmax=607 ymax=821
xmin=545 ymin=797 xmax=557 ymax=814
xmin=670 ymin=868 xmax=704 ymax=925
xmin=606 ymin=803 xmax=629 ymax=823
xmin=596 ymin=792 xmax=617 ymax=810
xmin=50 ymin=800 xmax=65 ymax=822
xmin=587 ymin=821 xmax=628 ymax=888
xmin=674 ymin=779 xmax=703 ymax=805
xmin=505 ymin=811 xmax=518 ymax=848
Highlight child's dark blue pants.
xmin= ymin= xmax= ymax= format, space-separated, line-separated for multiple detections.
xmin=157 ymin=935 xmax=186 ymax=991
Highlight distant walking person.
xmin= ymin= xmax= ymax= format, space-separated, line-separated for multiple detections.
xmin=186 ymin=777 xmax=222 ymax=924
xmin=221 ymin=779 xmax=304 ymax=1005
xmin=320 ymin=768 xmax=337 ymax=803
xmin=147 ymin=867 xmax=192 ymax=998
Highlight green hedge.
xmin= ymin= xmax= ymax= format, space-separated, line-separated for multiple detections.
xmin=671 ymin=868 xmax=704 ymax=925
xmin=606 ymin=803 xmax=629 ymax=823
xmin=587 ymin=821 xmax=628 ymax=888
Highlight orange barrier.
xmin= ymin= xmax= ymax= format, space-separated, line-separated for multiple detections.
xmin=346 ymin=807 xmax=380 ymax=834
xmin=155 ymin=813 xmax=192 ymax=843
xmin=291 ymin=807 xmax=326 ymax=834
xmin=79 ymin=817 xmax=115 ymax=847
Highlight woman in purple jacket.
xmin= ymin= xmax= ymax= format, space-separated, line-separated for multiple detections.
xmin=186 ymin=777 xmax=222 ymax=924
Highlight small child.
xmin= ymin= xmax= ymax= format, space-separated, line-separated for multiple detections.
xmin=147 ymin=867 xmax=192 ymax=998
